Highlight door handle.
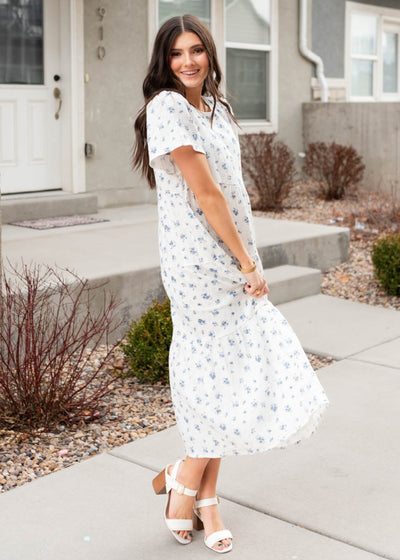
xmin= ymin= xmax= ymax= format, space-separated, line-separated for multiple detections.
xmin=53 ymin=87 xmax=63 ymax=120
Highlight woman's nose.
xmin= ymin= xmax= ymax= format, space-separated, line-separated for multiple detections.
xmin=182 ymin=52 xmax=194 ymax=66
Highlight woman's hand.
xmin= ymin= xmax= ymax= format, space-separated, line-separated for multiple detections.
xmin=243 ymin=268 xmax=269 ymax=298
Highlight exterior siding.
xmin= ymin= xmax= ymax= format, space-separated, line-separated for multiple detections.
xmin=278 ymin=0 xmax=312 ymax=159
xmin=84 ymin=0 xmax=154 ymax=206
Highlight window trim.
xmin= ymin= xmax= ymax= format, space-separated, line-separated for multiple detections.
xmin=381 ymin=21 xmax=400 ymax=100
xmin=225 ymin=42 xmax=271 ymax=52
xmin=346 ymin=1 xmax=400 ymax=101
xmin=149 ymin=0 xmax=278 ymax=133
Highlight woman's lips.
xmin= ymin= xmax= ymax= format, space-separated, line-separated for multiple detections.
xmin=181 ymin=69 xmax=200 ymax=77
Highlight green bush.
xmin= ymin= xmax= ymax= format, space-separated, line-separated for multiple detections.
xmin=120 ymin=298 xmax=172 ymax=384
xmin=372 ymin=234 xmax=400 ymax=296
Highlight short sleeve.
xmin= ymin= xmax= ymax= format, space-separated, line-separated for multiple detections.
xmin=146 ymin=91 xmax=206 ymax=173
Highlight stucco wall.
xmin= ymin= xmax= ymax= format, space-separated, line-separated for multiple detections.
xmin=303 ymin=102 xmax=400 ymax=194
xmin=312 ymin=0 xmax=400 ymax=78
xmin=278 ymin=0 xmax=313 ymax=160
xmin=84 ymin=0 xmax=155 ymax=206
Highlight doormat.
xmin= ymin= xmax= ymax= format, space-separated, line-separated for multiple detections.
xmin=10 ymin=215 xmax=110 ymax=230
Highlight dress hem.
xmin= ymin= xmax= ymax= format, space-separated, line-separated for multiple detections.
xmin=183 ymin=400 xmax=330 ymax=459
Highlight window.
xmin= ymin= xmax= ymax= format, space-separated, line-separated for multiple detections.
xmin=383 ymin=25 xmax=399 ymax=94
xmin=158 ymin=0 xmax=211 ymax=29
xmin=225 ymin=0 xmax=271 ymax=120
xmin=0 ymin=0 xmax=43 ymax=85
xmin=154 ymin=0 xmax=276 ymax=128
xmin=347 ymin=2 xmax=400 ymax=101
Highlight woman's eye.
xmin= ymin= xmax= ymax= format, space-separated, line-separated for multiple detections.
xmin=194 ymin=48 xmax=204 ymax=54
xmin=170 ymin=52 xmax=180 ymax=57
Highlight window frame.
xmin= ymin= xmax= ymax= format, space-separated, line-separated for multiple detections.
xmin=346 ymin=1 xmax=400 ymax=102
xmin=225 ymin=0 xmax=273 ymax=128
xmin=148 ymin=0 xmax=278 ymax=133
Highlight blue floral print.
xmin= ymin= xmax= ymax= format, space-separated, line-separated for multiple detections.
xmin=146 ymin=90 xmax=329 ymax=458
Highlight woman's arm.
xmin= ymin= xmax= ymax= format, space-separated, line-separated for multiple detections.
xmin=170 ymin=145 xmax=268 ymax=297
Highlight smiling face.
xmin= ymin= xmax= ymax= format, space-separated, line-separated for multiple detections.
xmin=169 ymin=31 xmax=209 ymax=95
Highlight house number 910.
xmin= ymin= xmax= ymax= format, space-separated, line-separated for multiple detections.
xmin=97 ymin=6 xmax=106 ymax=60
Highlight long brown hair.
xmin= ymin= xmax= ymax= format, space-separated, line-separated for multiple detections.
xmin=132 ymin=14 xmax=237 ymax=189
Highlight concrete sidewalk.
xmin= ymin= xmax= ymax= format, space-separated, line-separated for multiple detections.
xmin=0 ymin=294 xmax=399 ymax=560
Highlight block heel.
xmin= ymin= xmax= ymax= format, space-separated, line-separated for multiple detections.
xmin=152 ymin=468 xmax=167 ymax=495
xmin=192 ymin=508 xmax=204 ymax=531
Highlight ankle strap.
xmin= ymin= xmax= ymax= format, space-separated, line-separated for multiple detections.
xmin=165 ymin=460 xmax=198 ymax=497
xmin=194 ymin=496 xmax=220 ymax=508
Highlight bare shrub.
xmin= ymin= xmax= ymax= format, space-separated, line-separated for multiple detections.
xmin=360 ymin=178 xmax=400 ymax=233
xmin=240 ymin=132 xmax=296 ymax=211
xmin=303 ymin=141 xmax=365 ymax=200
xmin=0 ymin=262 xmax=122 ymax=432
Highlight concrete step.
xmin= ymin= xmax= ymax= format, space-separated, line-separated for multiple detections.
xmin=1 ymin=192 xmax=98 ymax=223
xmin=255 ymin=217 xmax=349 ymax=273
xmin=2 ymin=205 xmax=348 ymax=341
xmin=265 ymin=264 xmax=321 ymax=305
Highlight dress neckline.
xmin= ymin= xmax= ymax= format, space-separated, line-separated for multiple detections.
xmin=191 ymin=97 xmax=213 ymax=115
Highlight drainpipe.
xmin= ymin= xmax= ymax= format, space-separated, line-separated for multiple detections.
xmin=299 ymin=0 xmax=328 ymax=102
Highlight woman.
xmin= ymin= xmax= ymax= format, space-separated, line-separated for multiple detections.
xmin=133 ymin=14 xmax=329 ymax=554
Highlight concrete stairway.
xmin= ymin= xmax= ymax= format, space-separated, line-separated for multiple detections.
xmin=2 ymin=204 xmax=348 ymax=339
xmin=265 ymin=264 xmax=322 ymax=305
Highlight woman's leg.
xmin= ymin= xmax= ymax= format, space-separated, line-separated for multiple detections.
xmin=166 ymin=456 xmax=210 ymax=541
xmin=196 ymin=458 xmax=232 ymax=551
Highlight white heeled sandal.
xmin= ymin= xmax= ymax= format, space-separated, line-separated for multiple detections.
xmin=193 ymin=496 xmax=233 ymax=553
xmin=152 ymin=459 xmax=198 ymax=545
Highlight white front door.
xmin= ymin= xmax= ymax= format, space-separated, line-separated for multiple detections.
xmin=0 ymin=0 xmax=63 ymax=194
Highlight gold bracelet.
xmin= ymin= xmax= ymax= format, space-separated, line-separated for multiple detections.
xmin=240 ymin=260 xmax=256 ymax=274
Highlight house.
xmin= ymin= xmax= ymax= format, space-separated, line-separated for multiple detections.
xmin=0 ymin=0 xmax=398 ymax=222
xmin=305 ymin=0 xmax=400 ymax=194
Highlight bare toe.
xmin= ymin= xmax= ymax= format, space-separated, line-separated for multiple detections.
xmin=176 ymin=529 xmax=192 ymax=541
xmin=213 ymin=538 xmax=232 ymax=551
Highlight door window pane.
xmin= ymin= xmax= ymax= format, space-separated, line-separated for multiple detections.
xmin=351 ymin=59 xmax=373 ymax=96
xmin=383 ymin=31 xmax=398 ymax=94
xmin=226 ymin=0 xmax=270 ymax=45
xmin=159 ymin=0 xmax=211 ymax=28
xmin=351 ymin=13 xmax=377 ymax=56
xmin=226 ymin=48 xmax=268 ymax=120
xmin=0 ymin=0 xmax=43 ymax=85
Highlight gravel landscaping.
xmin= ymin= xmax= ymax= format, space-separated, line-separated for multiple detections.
xmin=1 ymin=180 xmax=398 ymax=494
xmin=253 ymin=180 xmax=400 ymax=311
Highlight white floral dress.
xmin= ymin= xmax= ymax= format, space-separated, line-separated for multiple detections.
xmin=146 ymin=90 xmax=329 ymax=458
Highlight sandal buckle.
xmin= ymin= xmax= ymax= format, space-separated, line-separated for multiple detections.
xmin=176 ymin=482 xmax=185 ymax=495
